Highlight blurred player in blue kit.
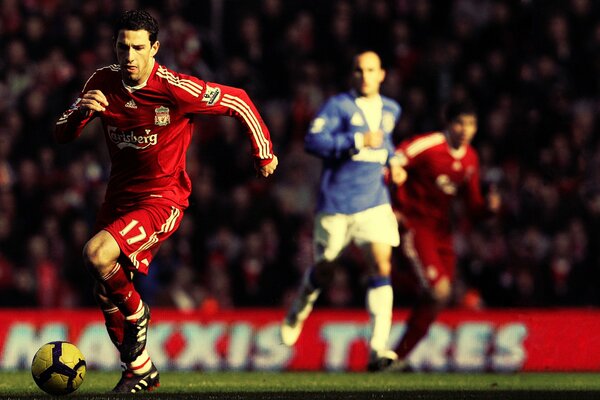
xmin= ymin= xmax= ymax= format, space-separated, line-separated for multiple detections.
xmin=280 ymin=51 xmax=401 ymax=370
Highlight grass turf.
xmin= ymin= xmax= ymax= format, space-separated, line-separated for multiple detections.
xmin=1 ymin=371 xmax=600 ymax=399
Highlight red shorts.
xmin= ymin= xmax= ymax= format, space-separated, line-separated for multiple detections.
xmin=95 ymin=199 xmax=184 ymax=275
xmin=399 ymin=223 xmax=455 ymax=289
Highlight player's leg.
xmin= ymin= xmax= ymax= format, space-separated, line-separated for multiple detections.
xmin=354 ymin=204 xmax=400 ymax=370
xmin=90 ymin=201 xmax=182 ymax=392
xmin=84 ymin=231 xmax=143 ymax=317
xmin=279 ymin=265 xmax=323 ymax=346
xmin=93 ymin=282 xmax=125 ymax=349
xmin=93 ymin=279 xmax=150 ymax=365
xmin=360 ymin=241 xmax=398 ymax=370
xmin=280 ymin=213 xmax=349 ymax=346
xmin=84 ymin=230 xmax=149 ymax=364
xmin=94 ymin=280 xmax=158 ymax=391
xmin=390 ymin=226 xmax=452 ymax=369
xmin=392 ymin=279 xmax=449 ymax=365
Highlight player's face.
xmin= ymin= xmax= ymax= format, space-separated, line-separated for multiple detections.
xmin=115 ymin=29 xmax=159 ymax=86
xmin=447 ymin=114 xmax=477 ymax=148
xmin=352 ymin=52 xmax=385 ymax=98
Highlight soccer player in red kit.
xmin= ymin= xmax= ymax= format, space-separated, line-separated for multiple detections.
xmin=376 ymin=101 xmax=500 ymax=371
xmin=54 ymin=10 xmax=277 ymax=392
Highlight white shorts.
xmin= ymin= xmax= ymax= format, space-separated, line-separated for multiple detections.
xmin=313 ymin=204 xmax=400 ymax=262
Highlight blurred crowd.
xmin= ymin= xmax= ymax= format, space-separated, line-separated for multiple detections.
xmin=0 ymin=0 xmax=599 ymax=311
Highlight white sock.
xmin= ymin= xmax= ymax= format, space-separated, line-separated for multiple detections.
xmin=366 ymin=283 xmax=393 ymax=355
xmin=127 ymin=348 xmax=152 ymax=375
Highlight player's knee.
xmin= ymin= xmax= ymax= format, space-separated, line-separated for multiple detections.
xmin=83 ymin=240 xmax=117 ymax=278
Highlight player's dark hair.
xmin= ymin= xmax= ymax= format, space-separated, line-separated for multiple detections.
xmin=113 ymin=10 xmax=159 ymax=44
xmin=443 ymin=100 xmax=477 ymax=123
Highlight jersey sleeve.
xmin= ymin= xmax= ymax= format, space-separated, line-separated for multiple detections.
xmin=304 ymin=98 xmax=357 ymax=159
xmin=391 ymin=132 xmax=444 ymax=170
xmin=166 ymin=74 xmax=274 ymax=166
xmin=54 ymin=72 xmax=99 ymax=143
xmin=463 ymin=152 xmax=488 ymax=217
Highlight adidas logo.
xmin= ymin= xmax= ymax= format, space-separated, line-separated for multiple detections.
xmin=125 ymin=99 xmax=137 ymax=109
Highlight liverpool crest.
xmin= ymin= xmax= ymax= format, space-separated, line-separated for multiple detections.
xmin=154 ymin=106 xmax=170 ymax=126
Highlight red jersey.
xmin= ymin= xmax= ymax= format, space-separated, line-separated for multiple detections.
xmin=55 ymin=61 xmax=274 ymax=208
xmin=393 ymin=131 xmax=486 ymax=232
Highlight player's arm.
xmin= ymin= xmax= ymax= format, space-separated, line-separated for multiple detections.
xmin=464 ymin=155 xmax=500 ymax=217
xmin=54 ymin=74 xmax=107 ymax=143
xmin=486 ymin=184 xmax=501 ymax=213
xmin=389 ymin=158 xmax=408 ymax=186
xmin=169 ymin=74 xmax=276 ymax=175
xmin=383 ymin=104 xmax=402 ymax=177
xmin=389 ymin=147 xmax=410 ymax=232
xmin=383 ymin=101 xmax=401 ymax=156
xmin=258 ymin=153 xmax=278 ymax=177
xmin=388 ymin=138 xmax=413 ymax=186
xmin=304 ymin=99 xmax=379 ymax=160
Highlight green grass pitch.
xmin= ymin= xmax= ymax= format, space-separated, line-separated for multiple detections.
xmin=1 ymin=371 xmax=600 ymax=399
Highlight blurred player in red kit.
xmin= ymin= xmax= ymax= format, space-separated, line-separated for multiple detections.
xmin=375 ymin=101 xmax=500 ymax=371
xmin=54 ymin=10 xmax=277 ymax=392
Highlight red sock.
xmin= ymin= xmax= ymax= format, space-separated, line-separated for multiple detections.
xmin=102 ymin=306 xmax=125 ymax=346
xmin=395 ymin=301 xmax=440 ymax=359
xmin=100 ymin=262 xmax=142 ymax=317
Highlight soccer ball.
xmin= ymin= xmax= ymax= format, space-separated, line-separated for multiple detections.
xmin=31 ymin=341 xmax=86 ymax=395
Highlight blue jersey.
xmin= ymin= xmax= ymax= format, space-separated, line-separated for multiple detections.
xmin=305 ymin=91 xmax=401 ymax=214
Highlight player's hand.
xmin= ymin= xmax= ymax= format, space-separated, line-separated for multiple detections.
xmin=259 ymin=155 xmax=278 ymax=177
xmin=362 ymin=130 xmax=384 ymax=148
xmin=487 ymin=184 xmax=501 ymax=213
xmin=79 ymin=90 xmax=109 ymax=115
xmin=390 ymin=164 xmax=407 ymax=186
